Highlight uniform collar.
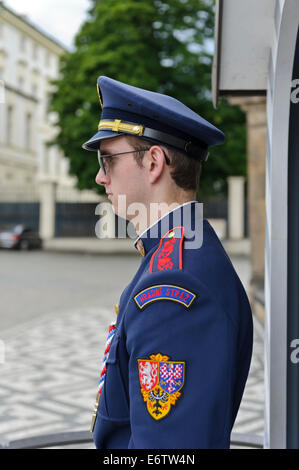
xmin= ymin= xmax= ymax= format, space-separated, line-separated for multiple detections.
xmin=134 ymin=200 xmax=198 ymax=256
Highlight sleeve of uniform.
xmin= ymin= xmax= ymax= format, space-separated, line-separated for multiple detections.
xmin=124 ymin=270 xmax=242 ymax=449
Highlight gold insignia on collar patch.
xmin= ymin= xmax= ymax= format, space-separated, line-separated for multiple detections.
xmin=136 ymin=239 xmax=145 ymax=257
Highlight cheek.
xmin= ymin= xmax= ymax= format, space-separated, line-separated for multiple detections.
xmin=114 ymin=161 xmax=147 ymax=201
xmin=126 ymin=173 xmax=145 ymax=196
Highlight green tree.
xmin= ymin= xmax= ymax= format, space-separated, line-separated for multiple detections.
xmin=50 ymin=0 xmax=246 ymax=199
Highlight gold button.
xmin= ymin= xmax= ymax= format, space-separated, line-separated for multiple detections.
xmin=168 ymin=231 xmax=175 ymax=238
xmin=115 ymin=304 xmax=119 ymax=315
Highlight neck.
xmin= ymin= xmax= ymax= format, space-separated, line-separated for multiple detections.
xmin=134 ymin=192 xmax=196 ymax=236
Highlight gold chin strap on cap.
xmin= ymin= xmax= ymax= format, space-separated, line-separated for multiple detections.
xmin=98 ymin=119 xmax=144 ymax=136
xmin=97 ymin=118 xmax=209 ymax=162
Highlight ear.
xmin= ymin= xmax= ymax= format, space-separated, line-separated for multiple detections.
xmin=146 ymin=145 xmax=167 ymax=184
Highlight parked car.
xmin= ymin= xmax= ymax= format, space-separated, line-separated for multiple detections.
xmin=0 ymin=224 xmax=42 ymax=250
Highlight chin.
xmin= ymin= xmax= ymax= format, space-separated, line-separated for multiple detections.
xmin=110 ymin=202 xmax=117 ymax=215
xmin=110 ymin=202 xmax=124 ymax=219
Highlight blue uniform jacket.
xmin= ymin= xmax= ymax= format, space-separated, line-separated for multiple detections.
xmin=93 ymin=201 xmax=253 ymax=449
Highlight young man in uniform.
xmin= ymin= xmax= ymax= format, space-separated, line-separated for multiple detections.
xmin=83 ymin=76 xmax=253 ymax=449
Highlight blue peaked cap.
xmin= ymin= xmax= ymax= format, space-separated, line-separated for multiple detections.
xmin=82 ymin=76 xmax=225 ymax=161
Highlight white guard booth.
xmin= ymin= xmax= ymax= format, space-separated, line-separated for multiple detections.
xmin=213 ymin=0 xmax=299 ymax=449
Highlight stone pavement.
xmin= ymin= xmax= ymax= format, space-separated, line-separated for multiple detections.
xmin=0 ymin=306 xmax=264 ymax=449
xmin=0 ymin=305 xmax=109 ymax=447
xmin=0 ymin=238 xmax=264 ymax=448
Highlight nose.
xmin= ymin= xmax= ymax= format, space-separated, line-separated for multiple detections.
xmin=95 ymin=167 xmax=110 ymax=186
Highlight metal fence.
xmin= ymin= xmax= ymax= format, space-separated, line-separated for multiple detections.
xmin=0 ymin=202 xmax=40 ymax=232
xmin=55 ymin=203 xmax=99 ymax=237
xmin=0 ymin=199 xmax=248 ymax=238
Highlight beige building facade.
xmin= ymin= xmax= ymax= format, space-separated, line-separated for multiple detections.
xmin=213 ymin=0 xmax=299 ymax=449
xmin=0 ymin=2 xmax=98 ymax=204
xmin=229 ymin=96 xmax=267 ymax=324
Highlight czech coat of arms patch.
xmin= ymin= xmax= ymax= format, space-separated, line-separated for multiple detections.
xmin=137 ymin=353 xmax=185 ymax=420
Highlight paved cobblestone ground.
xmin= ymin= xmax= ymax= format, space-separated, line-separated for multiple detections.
xmin=0 ymin=305 xmax=264 ymax=448
xmin=0 ymin=252 xmax=264 ymax=448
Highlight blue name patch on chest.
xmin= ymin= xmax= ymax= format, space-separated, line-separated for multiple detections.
xmin=134 ymin=284 xmax=196 ymax=310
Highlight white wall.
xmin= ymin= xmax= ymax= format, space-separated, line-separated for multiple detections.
xmin=0 ymin=7 xmax=93 ymax=201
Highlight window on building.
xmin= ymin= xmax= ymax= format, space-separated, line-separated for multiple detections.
xmin=17 ymin=60 xmax=27 ymax=90
xmin=25 ymin=112 xmax=32 ymax=150
xmin=18 ymin=75 xmax=23 ymax=90
xmin=20 ymin=34 xmax=26 ymax=52
xmin=32 ymin=43 xmax=38 ymax=60
xmin=45 ymin=51 xmax=50 ymax=67
xmin=45 ymin=90 xmax=52 ymax=118
xmin=6 ymin=105 xmax=13 ymax=145
xmin=31 ymin=83 xmax=38 ymax=96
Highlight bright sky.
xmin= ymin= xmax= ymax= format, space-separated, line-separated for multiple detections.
xmin=3 ymin=0 xmax=91 ymax=50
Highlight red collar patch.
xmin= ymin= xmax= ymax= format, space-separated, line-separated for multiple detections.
xmin=149 ymin=226 xmax=184 ymax=273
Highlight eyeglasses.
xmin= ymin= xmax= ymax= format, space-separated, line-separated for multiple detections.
xmin=98 ymin=147 xmax=170 ymax=175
